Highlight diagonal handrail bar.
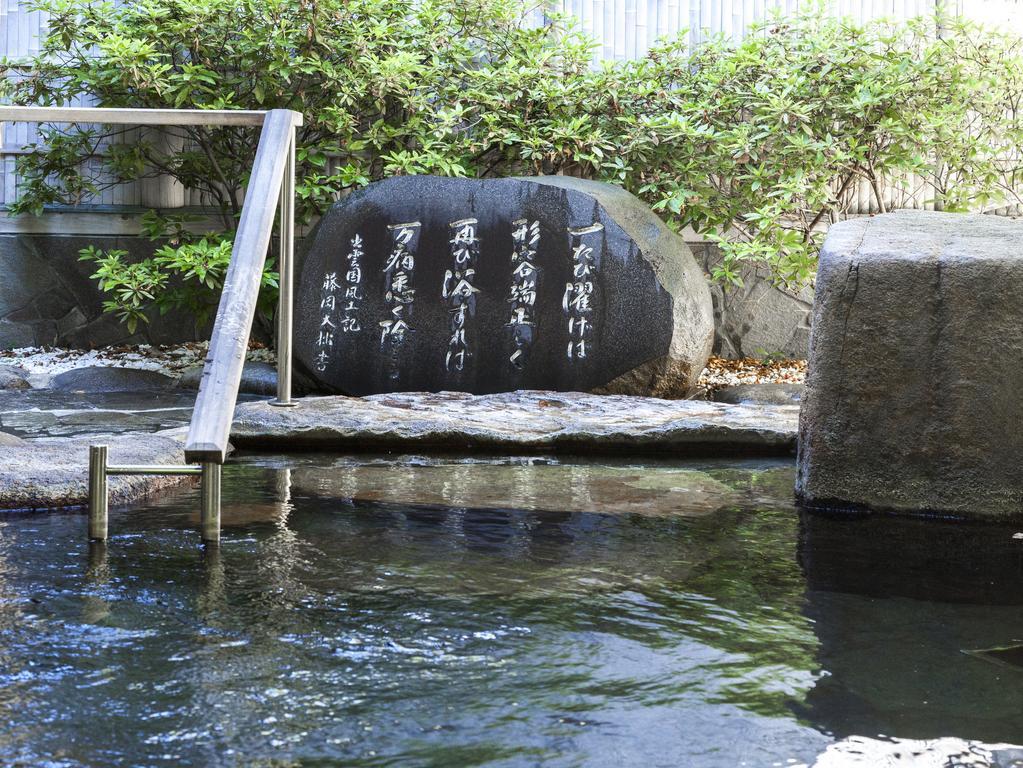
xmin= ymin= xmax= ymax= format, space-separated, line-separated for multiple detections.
xmin=0 ymin=105 xmax=304 ymax=543
xmin=183 ymin=108 xmax=300 ymax=463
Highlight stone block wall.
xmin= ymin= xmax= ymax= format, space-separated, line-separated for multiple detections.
xmin=689 ymin=243 xmax=813 ymax=360
xmin=0 ymin=235 xmax=210 ymax=348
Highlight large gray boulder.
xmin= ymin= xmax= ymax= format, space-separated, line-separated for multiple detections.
xmin=693 ymin=243 xmax=814 ymax=359
xmin=0 ymin=364 xmax=31 ymax=390
xmin=0 ymin=235 xmax=211 ymax=350
xmin=178 ymin=360 xmax=278 ymax=396
xmin=50 ymin=366 xmax=175 ymax=392
xmin=797 ymin=211 xmax=1023 ymax=517
xmin=294 ymin=176 xmax=714 ymax=398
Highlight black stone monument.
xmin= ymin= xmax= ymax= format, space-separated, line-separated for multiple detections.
xmin=295 ymin=176 xmax=678 ymax=395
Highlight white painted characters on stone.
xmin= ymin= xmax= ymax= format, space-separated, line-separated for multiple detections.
xmin=564 ymin=223 xmax=602 ymax=361
xmin=340 ymin=234 xmax=365 ymax=335
xmin=315 ymin=268 xmax=341 ymax=369
xmin=322 ymin=272 xmax=341 ymax=292
xmin=314 ymin=234 xmax=365 ymax=370
xmin=442 ymin=218 xmax=480 ymax=372
xmin=505 ymin=218 xmax=540 ymax=370
xmin=379 ymin=222 xmax=421 ymax=382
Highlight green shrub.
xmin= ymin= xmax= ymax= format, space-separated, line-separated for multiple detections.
xmin=2 ymin=0 xmax=1021 ymax=329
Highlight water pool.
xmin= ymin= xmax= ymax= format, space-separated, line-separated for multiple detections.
xmin=1 ymin=454 xmax=1022 ymax=767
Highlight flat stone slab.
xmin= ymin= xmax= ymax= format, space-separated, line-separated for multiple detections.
xmin=712 ymin=383 xmax=802 ymax=406
xmin=0 ymin=429 xmax=192 ymax=510
xmin=231 ymin=391 xmax=798 ymax=455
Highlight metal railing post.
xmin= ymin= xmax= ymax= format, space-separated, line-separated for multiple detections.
xmin=88 ymin=445 xmax=109 ymax=541
xmin=87 ymin=443 xmax=212 ymax=545
xmin=201 ymin=462 xmax=222 ymax=544
xmin=271 ymin=125 xmax=298 ymax=408
xmin=2 ymin=109 xmax=305 ymax=552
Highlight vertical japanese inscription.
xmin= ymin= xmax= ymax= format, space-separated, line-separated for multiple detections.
xmin=315 ymin=270 xmax=341 ymax=371
xmin=380 ymin=221 xmax=421 ymax=379
xmin=441 ymin=218 xmax=481 ymax=372
xmin=563 ymin=223 xmax=602 ymax=361
xmin=339 ymin=234 xmax=365 ymax=334
xmin=505 ymin=218 xmax=540 ymax=370
xmin=314 ymin=234 xmax=365 ymax=372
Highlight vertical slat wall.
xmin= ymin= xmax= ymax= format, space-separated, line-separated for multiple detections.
xmin=0 ymin=0 xmax=44 ymax=207
xmin=558 ymin=0 xmax=962 ymax=60
xmin=2 ymin=0 xmax=1023 ymax=211
xmin=0 ymin=0 xmax=146 ymax=208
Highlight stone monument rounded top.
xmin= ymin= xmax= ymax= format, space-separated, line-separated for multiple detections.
xmin=295 ymin=175 xmax=713 ymax=396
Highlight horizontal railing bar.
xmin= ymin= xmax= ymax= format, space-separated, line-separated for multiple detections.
xmin=0 ymin=106 xmax=303 ymax=127
xmin=106 ymin=465 xmax=203 ymax=476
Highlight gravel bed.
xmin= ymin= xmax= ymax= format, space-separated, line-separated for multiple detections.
xmin=0 ymin=345 xmax=806 ymax=398
xmin=696 ymin=356 xmax=806 ymax=397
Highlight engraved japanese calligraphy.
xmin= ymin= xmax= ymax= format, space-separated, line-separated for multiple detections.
xmin=563 ymin=223 xmax=602 ymax=362
xmin=340 ymin=234 xmax=364 ymax=334
xmin=314 ymin=270 xmax=341 ymax=371
xmin=295 ymin=176 xmax=713 ymax=397
xmin=380 ymin=221 xmax=421 ymax=380
xmin=506 ymin=218 xmax=540 ymax=370
xmin=442 ymin=218 xmax=481 ymax=372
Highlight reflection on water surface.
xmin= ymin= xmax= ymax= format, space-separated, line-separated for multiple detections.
xmin=0 ymin=454 xmax=1021 ymax=767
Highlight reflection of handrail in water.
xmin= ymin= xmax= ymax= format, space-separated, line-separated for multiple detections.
xmin=0 ymin=106 xmax=304 ymax=546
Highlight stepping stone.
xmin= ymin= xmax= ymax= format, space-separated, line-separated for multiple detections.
xmin=50 ymin=366 xmax=174 ymax=392
xmin=712 ymin=383 xmax=802 ymax=406
xmin=0 ymin=429 xmax=190 ymax=510
xmin=231 ymin=390 xmax=798 ymax=456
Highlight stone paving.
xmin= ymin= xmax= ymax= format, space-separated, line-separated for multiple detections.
xmin=232 ymin=390 xmax=798 ymax=456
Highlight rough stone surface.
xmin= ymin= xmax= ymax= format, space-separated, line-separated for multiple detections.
xmin=177 ymin=360 xmax=291 ymax=396
xmin=0 ymin=235 xmax=210 ymax=350
xmin=797 ymin=210 xmax=1023 ymax=518
xmin=0 ymin=429 xmax=192 ymax=510
xmin=50 ymin=366 xmax=175 ymax=392
xmin=295 ymin=176 xmax=713 ymax=397
xmin=0 ymin=364 xmax=30 ymax=390
xmin=693 ymin=243 xmax=814 ymax=359
xmin=231 ymin=390 xmax=797 ymax=455
xmin=712 ymin=383 xmax=803 ymax=406
xmin=0 ymin=430 xmax=26 ymax=446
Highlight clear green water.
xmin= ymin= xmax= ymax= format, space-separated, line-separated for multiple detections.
xmin=1 ymin=455 xmax=1023 ymax=767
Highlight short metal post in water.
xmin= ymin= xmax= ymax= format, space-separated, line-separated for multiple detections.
xmin=88 ymin=443 xmax=212 ymax=544
xmin=201 ymin=462 xmax=222 ymax=544
xmin=88 ymin=445 xmax=109 ymax=541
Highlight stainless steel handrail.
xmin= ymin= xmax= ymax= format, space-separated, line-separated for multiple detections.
xmin=0 ymin=105 xmax=304 ymax=544
xmin=183 ymin=108 xmax=301 ymax=464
